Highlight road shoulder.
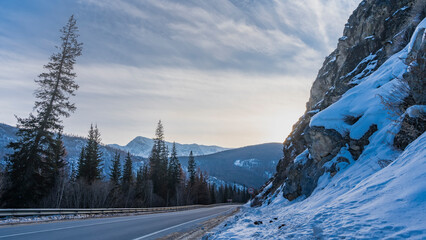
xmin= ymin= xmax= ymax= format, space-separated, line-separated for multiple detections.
xmin=158 ymin=207 xmax=240 ymax=240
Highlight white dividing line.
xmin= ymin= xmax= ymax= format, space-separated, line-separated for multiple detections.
xmin=0 ymin=215 xmax=151 ymax=239
xmin=132 ymin=208 xmax=233 ymax=240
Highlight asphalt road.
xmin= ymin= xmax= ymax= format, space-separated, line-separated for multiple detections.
xmin=0 ymin=205 xmax=239 ymax=240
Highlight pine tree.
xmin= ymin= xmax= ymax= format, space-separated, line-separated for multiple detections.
xmin=122 ymin=152 xmax=133 ymax=188
xmin=148 ymin=120 xmax=169 ymax=201
xmin=76 ymin=147 xmax=85 ymax=179
xmin=45 ymin=133 xmax=67 ymax=189
xmin=168 ymin=142 xmax=181 ymax=196
xmin=2 ymin=15 xmax=82 ymax=207
xmin=109 ymin=151 xmax=121 ymax=186
xmin=78 ymin=124 xmax=103 ymax=183
xmin=187 ymin=151 xmax=196 ymax=186
xmin=134 ymin=166 xmax=144 ymax=203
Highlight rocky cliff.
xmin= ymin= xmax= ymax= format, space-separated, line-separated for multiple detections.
xmin=253 ymin=0 xmax=425 ymax=205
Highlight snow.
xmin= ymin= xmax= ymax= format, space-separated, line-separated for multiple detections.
xmin=209 ymin=18 xmax=426 ymax=240
xmin=341 ymin=52 xmax=377 ymax=80
xmin=207 ymin=176 xmax=245 ymax=190
xmin=406 ymin=105 xmax=426 ymax=118
xmin=392 ymin=6 xmax=410 ymax=17
xmin=210 ymin=133 xmax=426 ymax=239
xmin=234 ymin=158 xmax=260 ymax=168
xmin=311 ymin=19 xmax=426 ymax=140
xmin=293 ymin=149 xmax=309 ymax=165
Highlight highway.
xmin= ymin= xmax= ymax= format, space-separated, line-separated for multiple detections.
xmin=0 ymin=205 xmax=238 ymax=240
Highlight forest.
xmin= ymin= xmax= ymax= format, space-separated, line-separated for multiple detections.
xmin=0 ymin=16 xmax=250 ymax=208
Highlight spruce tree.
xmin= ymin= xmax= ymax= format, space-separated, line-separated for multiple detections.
xmin=2 ymin=15 xmax=82 ymax=207
xmin=187 ymin=151 xmax=196 ymax=186
xmin=122 ymin=152 xmax=133 ymax=188
xmin=76 ymin=147 xmax=85 ymax=179
xmin=109 ymin=151 xmax=121 ymax=186
xmin=78 ymin=124 xmax=103 ymax=183
xmin=148 ymin=120 xmax=169 ymax=200
xmin=45 ymin=133 xmax=67 ymax=190
xmin=168 ymin=142 xmax=181 ymax=196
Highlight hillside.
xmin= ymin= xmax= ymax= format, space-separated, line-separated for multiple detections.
xmin=211 ymin=0 xmax=426 ymax=238
xmin=179 ymin=143 xmax=283 ymax=188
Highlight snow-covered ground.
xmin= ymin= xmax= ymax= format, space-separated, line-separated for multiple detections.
xmin=208 ymin=19 xmax=426 ymax=240
xmin=210 ymin=133 xmax=425 ymax=239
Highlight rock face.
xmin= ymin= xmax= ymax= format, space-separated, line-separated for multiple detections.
xmin=253 ymin=0 xmax=425 ymax=206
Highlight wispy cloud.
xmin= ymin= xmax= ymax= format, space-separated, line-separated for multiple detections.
xmin=0 ymin=0 xmax=361 ymax=147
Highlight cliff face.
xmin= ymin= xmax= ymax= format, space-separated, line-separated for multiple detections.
xmin=254 ymin=0 xmax=425 ymax=204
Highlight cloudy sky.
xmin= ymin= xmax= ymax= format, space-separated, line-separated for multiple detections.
xmin=0 ymin=0 xmax=360 ymax=148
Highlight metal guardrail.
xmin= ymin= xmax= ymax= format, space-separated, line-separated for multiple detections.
xmin=0 ymin=203 xmax=239 ymax=217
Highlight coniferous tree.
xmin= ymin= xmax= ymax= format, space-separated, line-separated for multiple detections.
xmin=45 ymin=133 xmax=67 ymax=189
xmin=122 ymin=152 xmax=133 ymax=188
xmin=187 ymin=151 xmax=196 ymax=186
xmin=168 ymin=142 xmax=181 ymax=197
xmin=109 ymin=151 xmax=121 ymax=186
xmin=78 ymin=124 xmax=102 ymax=183
xmin=135 ymin=166 xmax=144 ymax=197
xmin=2 ymin=15 xmax=82 ymax=207
xmin=148 ymin=120 xmax=169 ymax=201
xmin=76 ymin=147 xmax=85 ymax=179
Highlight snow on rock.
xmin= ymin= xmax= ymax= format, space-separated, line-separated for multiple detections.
xmin=210 ymin=133 xmax=426 ymax=239
xmin=310 ymin=18 xmax=426 ymax=140
xmin=406 ymin=105 xmax=426 ymax=118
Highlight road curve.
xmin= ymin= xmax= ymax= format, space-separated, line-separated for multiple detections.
xmin=0 ymin=205 xmax=239 ymax=240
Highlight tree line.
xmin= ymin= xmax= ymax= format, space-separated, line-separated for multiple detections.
xmin=0 ymin=16 xmax=250 ymax=208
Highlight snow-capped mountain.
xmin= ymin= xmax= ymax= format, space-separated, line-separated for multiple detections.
xmin=108 ymin=136 xmax=229 ymax=158
xmin=211 ymin=0 xmax=426 ymax=239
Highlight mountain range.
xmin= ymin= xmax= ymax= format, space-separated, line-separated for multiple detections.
xmin=0 ymin=123 xmax=281 ymax=187
xmin=108 ymin=136 xmax=228 ymax=157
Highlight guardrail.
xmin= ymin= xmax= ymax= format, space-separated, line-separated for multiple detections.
xmin=0 ymin=203 xmax=240 ymax=218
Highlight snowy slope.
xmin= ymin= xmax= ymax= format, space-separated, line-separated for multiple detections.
xmin=209 ymin=18 xmax=426 ymax=240
xmin=211 ymin=133 xmax=426 ymax=239
xmin=108 ymin=136 xmax=229 ymax=157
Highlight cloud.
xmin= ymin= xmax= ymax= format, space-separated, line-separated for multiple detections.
xmin=0 ymin=0 xmax=361 ymax=147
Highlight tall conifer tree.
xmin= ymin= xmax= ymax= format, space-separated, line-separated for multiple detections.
xmin=3 ymin=15 xmax=82 ymax=207
xmin=122 ymin=152 xmax=133 ymax=188
xmin=168 ymin=142 xmax=181 ymax=197
xmin=77 ymin=124 xmax=102 ymax=183
xmin=187 ymin=151 xmax=196 ymax=186
xmin=109 ymin=151 xmax=121 ymax=186
xmin=148 ymin=120 xmax=169 ymax=200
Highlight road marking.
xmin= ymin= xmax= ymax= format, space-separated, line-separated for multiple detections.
xmin=0 ymin=205 xmax=236 ymax=239
xmin=0 ymin=216 xmax=146 ymax=239
xmin=132 ymin=208 xmax=233 ymax=240
xmin=0 ymin=209 xmax=204 ymax=239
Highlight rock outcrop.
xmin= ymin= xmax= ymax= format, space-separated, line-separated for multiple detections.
xmin=253 ymin=0 xmax=425 ymax=206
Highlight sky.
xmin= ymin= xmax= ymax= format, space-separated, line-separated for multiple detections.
xmin=0 ymin=0 xmax=361 ymax=148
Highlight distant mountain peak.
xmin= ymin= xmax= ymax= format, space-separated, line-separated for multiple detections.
xmin=107 ymin=136 xmax=229 ymax=158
